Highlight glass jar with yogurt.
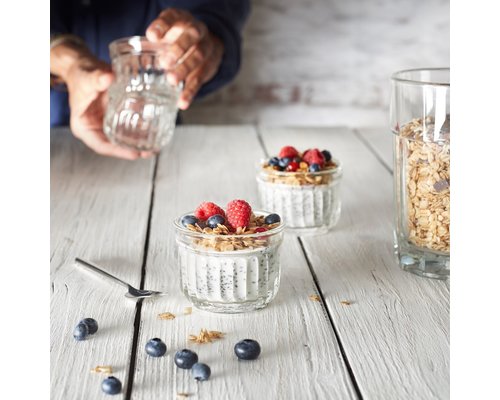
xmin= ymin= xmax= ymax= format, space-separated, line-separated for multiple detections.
xmin=257 ymin=159 xmax=343 ymax=234
xmin=174 ymin=211 xmax=285 ymax=313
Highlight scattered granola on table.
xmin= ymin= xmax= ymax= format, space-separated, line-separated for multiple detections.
xmin=189 ymin=328 xmax=225 ymax=344
xmin=399 ymin=116 xmax=450 ymax=253
xmin=309 ymin=294 xmax=321 ymax=302
xmin=91 ymin=365 xmax=113 ymax=374
xmin=158 ymin=312 xmax=176 ymax=320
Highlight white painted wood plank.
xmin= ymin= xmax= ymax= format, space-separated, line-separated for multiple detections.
xmin=260 ymin=127 xmax=449 ymax=400
xmin=355 ymin=126 xmax=393 ymax=172
xmin=50 ymin=128 xmax=155 ymax=399
xmin=131 ymin=126 xmax=358 ymax=399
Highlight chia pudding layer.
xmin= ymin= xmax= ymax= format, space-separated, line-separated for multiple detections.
xmin=257 ymin=158 xmax=342 ymax=233
xmin=177 ymin=242 xmax=281 ymax=312
xmin=257 ymin=179 xmax=341 ymax=231
xmin=174 ymin=211 xmax=284 ymax=313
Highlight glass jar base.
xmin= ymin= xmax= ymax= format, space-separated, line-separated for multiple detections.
xmin=395 ymin=243 xmax=449 ymax=280
xmin=186 ymin=296 xmax=271 ymax=314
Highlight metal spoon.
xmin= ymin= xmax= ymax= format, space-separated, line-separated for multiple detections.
xmin=74 ymin=257 xmax=166 ymax=300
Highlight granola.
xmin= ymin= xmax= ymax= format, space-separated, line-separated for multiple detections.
xmin=158 ymin=312 xmax=176 ymax=320
xmin=399 ymin=117 xmax=450 ymax=253
xmin=91 ymin=365 xmax=113 ymax=374
xmin=185 ymin=214 xmax=280 ymax=252
xmin=189 ymin=328 xmax=225 ymax=344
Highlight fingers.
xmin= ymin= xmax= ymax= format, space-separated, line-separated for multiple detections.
xmin=167 ymin=39 xmax=213 ymax=85
xmin=146 ymin=8 xmax=208 ymax=73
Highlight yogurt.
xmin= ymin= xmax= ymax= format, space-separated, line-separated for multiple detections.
xmin=174 ymin=211 xmax=284 ymax=313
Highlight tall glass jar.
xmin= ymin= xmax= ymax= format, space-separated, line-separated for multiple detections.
xmin=390 ymin=68 xmax=450 ymax=279
xmin=103 ymin=36 xmax=182 ymax=152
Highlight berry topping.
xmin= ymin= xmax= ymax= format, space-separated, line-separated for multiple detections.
xmin=79 ymin=318 xmax=98 ymax=335
xmin=145 ymin=338 xmax=167 ymax=357
xmin=101 ymin=376 xmax=122 ymax=395
xmin=174 ymin=349 xmax=199 ymax=369
xmin=309 ymin=163 xmax=321 ymax=172
xmin=278 ymin=157 xmax=291 ymax=169
xmin=286 ymin=161 xmax=299 ymax=172
xmin=234 ymin=339 xmax=261 ymax=360
xmin=264 ymin=213 xmax=281 ymax=225
xmin=303 ymin=148 xmax=325 ymax=167
xmin=278 ymin=146 xmax=299 ymax=159
xmin=321 ymin=149 xmax=332 ymax=162
xmin=181 ymin=215 xmax=199 ymax=227
xmin=191 ymin=363 xmax=211 ymax=381
xmin=293 ymin=156 xmax=302 ymax=163
xmin=206 ymin=214 xmax=226 ymax=229
xmin=268 ymin=157 xmax=280 ymax=167
xmin=194 ymin=202 xmax=225 ymax=221
xmin=226 ymin=199 xmax=252 ymax=229
xmin=73 ymin=323 xmax=89 ymax=341
xmin=254 ymin=227 xmax=268 ymax=233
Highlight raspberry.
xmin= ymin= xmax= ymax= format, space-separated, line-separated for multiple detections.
xmin=226 ymin=200 xmax=252 ymax=229
xmin=278 ymin=146 xmax=299 ymax=159
xmin=303 ymin=148 xmax=325 ymax=167
xmin=194 ymin=202 xmax=225 ymax=221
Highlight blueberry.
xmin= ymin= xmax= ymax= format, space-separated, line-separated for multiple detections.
xmin=174 ymin=349 xmax=199 ymax=369
xmin=101 ymin=376 xmax=122 ymax=395
xmin=181 ymin=215 xmax=199 ymax=227
xmin=206 ymin=214 xmax=225 ymax=229
xmin=321 ymin=150 xmax=332 ymax=162
xmin=268 ymin=157 xmax=280 ymax=167
xmin=73 ymin=323 xmax=89 ymax=341
xmin=278 ymin=157 xmax=291 ymax=168
xmin=191 ymin=363 xmax=211 ymax=381
xmin=234 ymin=339 xmax=261 ymax=360
xmin=309 ymin=163 xmax=321 ymax=172
xmin=80 ymin=318 xmax=98 ymax=335
xmin=145 ymin=338 xmax=167 ymax=357
xmin=264 ymin=213 xmax=281 ymax=225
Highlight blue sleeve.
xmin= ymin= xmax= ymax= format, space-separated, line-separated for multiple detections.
xmin=157 ymin=0 xmax=251 ymax=98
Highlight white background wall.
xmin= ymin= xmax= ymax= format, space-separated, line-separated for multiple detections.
xmin=184 ymin=0 xmax=450 ymax=128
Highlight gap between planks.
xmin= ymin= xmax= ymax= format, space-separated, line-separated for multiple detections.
xmin=126 ymin=156 xmax=159 ymax=400
xmin=256 ymin=125 xmax=364 ymax=400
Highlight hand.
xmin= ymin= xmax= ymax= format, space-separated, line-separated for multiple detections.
xmin=65 ymin=55 xmax=153 ymax=160
xmin=146 ymin=8 xmax=224 ymax=110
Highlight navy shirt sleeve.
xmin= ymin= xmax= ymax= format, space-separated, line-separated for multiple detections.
xmin=50 ymin=0 xmax=250 ymax=126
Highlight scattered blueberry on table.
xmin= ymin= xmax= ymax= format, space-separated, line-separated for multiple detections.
xmin=79 ymin=318 xmax=98 ymax=335
xmin=234 ymin=339 xmax=261 ymax=360
xmin=174 ymin=349 xmax=199 ymax=369
xmin=73 ymin=322 xmax=89 ymax=341
xmin=101 ymin=376 xmax=122 ymax=395
xmin=191 ymin=363 xmax=211 ymax=381
xmin=145 ymin=338 xmax=167 ymax=357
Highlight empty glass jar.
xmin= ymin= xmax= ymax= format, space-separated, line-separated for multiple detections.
xmin=390 ymin=68 xmax=450 ymax=279
xmin=103 ymin=36 xmax=181 ymax=152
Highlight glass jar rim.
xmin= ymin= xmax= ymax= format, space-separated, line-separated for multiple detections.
xmin=256 ymin=157 xmax=343 ymax=178
xmin=391 ymin=67 xmax=450 ymax=87
xmin=109 ymin=36 xmax=171 ymax=58
xmin=173 ymin=210 xmax=286 ymax=239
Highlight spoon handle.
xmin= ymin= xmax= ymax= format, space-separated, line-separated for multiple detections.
xmin=74 ymin=258 xmax=131 ymax=289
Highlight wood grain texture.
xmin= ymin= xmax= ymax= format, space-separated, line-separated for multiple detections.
xmin=50 ymin=128 xmax=155 ymax=400
xmin=260 ymin=127 xmax=450 ymax=400
xmin=355 ymin=127 xmax=393 ymax=173
xmin=130 ymin=126 xmax=358 ymax=400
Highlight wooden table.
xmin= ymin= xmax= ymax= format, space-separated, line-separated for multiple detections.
xmin=50 ymin=125 xmax=449 ymax=400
